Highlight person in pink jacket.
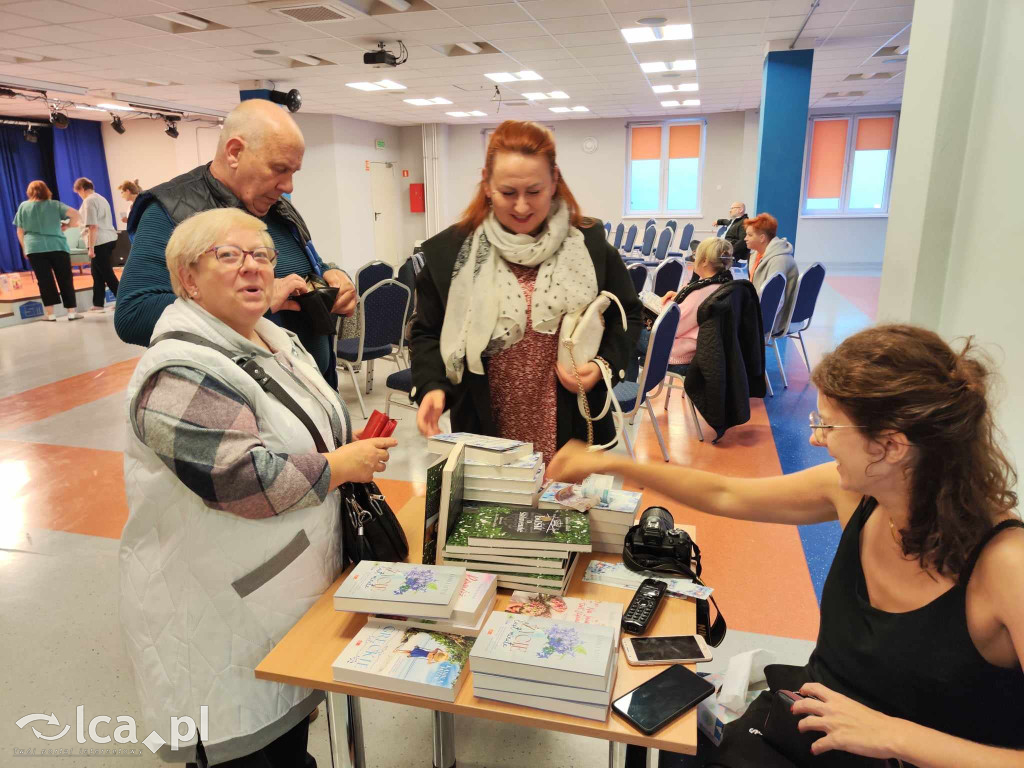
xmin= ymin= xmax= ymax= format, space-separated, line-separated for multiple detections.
xmin=630 ymin=237 xmax=734 ymax=380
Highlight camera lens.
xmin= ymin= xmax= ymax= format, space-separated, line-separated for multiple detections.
xmin=639 ymin=506 xmax=674 ymax=545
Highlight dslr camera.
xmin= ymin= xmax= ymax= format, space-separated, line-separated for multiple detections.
xmin=625 ymin=506 xmax=699 ymax=577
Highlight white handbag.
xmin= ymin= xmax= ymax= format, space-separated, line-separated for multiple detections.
xmin=558 ymin=291 xmax=628 ymax=450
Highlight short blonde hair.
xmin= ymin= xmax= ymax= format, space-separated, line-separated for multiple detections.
xmin=165 ymin=208 xmax=273 ymax=299
xmin=695 ymin=237 xmax=734 ymax=272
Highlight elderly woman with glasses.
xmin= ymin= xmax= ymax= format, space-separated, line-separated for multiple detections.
xmin=550 ymin=324 xmax=1023 ymax=768
xmin=118 ymin=208 xmax=396 ymax=768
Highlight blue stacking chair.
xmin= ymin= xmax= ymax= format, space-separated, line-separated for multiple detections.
xmin=665 ymin=220 xmax=678 ymax=235
xmin=625 ymin=225 xmax=655 ymax=265
xmin=337 ymin=279 xmax=410 ymax=418
xmin=355 ymin=260 xmax=393 ymax=295
xmin=603 ymin=221 xmax=612 ymax=239
xmin=627 ymin=263 xmax=647 ymax=295
xmin=669 ymin=222 xmax=695 ymax=258
xmin=619 ymin=224 xmax=639 ymax=254
xmin=783 ymin=262 xmax=826 ymax=373
xmin=644 ymin=218 xmax=656 ymax=231
xmin=716 ymin=224 xmax=728 ymax=237
xmin=758 ymin=273 xmax=787 ymax=397
xmin=612 ymin=223 xmax=625 ymax=250
xmin=652 ymin=258 xmax=684 ymax=296
xmin=652 ymin=227 xmax=673 ymax=262
xmin=612 ymin=303 xmax=680 ymax=461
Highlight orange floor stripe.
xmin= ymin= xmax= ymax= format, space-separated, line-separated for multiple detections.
xmin=1 ymin=440 xmax=128 ymax=541
xmin=825 ymin=275 xmax=879 ymax=320
xmin=621 ymin=388 xmax=821 ymax=641
xmin=0 ymin=357 xmax=139 ymax=431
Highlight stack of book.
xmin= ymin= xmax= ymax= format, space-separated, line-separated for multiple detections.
xmin=331 ymin=561 xmax=485 ymax=702
xmin=427 ymin=433 xmax=542 ymax=507
xmin=372 ymin=571 xmax=498 ymax=638
xmin=469 ymin=607 xmax=619 ymax=721
xmin=443 ymin=504 xmax=591 ymax=595
xmin=539 ymin=482 xmax=642 ymax=553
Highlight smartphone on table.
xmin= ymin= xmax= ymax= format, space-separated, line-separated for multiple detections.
xmin=611 ymin=664 xmax=716 ymax=735
xmin=621 ymin=634 xmax=712 ymax=665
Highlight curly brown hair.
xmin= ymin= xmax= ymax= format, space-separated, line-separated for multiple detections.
xmin=812 ymin=324 xmax=1018 ymax=578
xmin=118 ymin=179 xmax=142 ymax=196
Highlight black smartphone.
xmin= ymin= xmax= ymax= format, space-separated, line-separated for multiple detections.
xmin=611 ymin=664 xmax=715 ymax=735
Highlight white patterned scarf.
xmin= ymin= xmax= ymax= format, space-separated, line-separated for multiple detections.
xmin=440 ymin=200 xmax=598 ymax=384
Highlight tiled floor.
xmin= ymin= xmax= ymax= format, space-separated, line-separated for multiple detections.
xmin=0 ymin=274 xmax=877 ymax=767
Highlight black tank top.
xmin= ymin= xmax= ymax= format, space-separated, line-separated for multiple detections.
xmin=808 ymin=498 xmax=1024 ymax=748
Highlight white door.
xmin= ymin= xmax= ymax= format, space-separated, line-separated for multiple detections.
xmin=369 ymin=161 xmax=399 ymax=267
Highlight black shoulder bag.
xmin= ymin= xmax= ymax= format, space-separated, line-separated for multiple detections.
xmin=150 ymin=331 xmax=408 ymax=568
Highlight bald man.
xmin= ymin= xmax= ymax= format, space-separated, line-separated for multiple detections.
xmin=714 ymin=202 xmax=750 ymax=266
xmin=115 ymin=99 xmax=356 ymax=386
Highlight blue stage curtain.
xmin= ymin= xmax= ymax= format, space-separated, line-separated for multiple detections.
xmin=53 ymin=118 xmax=114 ymax=216
xmin=0 ymin=124 xmax=59 ymax=274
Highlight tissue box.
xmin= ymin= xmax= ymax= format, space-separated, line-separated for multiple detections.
xmin=696 ymin=673 xmax=762 ymax=746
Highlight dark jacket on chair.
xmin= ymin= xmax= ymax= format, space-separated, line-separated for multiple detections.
xmin=684 ymin=280 xmax=766 ymax=442
xmin=715 ymin=215 xmax=749 ymax=264
xmin=410 ymin=220 xmax=643 ymax=450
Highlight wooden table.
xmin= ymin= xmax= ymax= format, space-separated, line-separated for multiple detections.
xmin=256 ymin=497 xmax=698 ymax=767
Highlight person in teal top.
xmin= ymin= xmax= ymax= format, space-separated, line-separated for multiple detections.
xmin=13 ymin=180 xmax=83 ymax=321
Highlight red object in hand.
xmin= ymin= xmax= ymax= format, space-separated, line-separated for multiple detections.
xmin=362 ymin=410 xmax=388 ymax=439
xmin=379 ymin=418 xmax=397 ymax=438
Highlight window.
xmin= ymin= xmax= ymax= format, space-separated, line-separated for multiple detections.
xmin=626 ymin=120 xmax=704 ymax=215
xmin=802 ymin=114 xmax=898 ymax=215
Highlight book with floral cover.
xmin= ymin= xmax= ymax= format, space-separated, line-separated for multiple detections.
xmin=373 ymin=593 xmax=496 ymax=638
xmin=538 ymin=482 xmax=642 ymax=516
xmin=506 ymin=592 xmax=623 ymax=645
xmin=469 ymin=611 xmax=615 ymax=690
xmin=457 ymin=505 xmax=592 ymax=553
xmin=333 ymin=561 xmax=466 ymax=618
xmin=332 ymin=622 xmax=475 ymax=701
xmin=474 ymin=664 xmax=618 ymax=719
xmin=427 ymin=432 xmax=533 ymax=465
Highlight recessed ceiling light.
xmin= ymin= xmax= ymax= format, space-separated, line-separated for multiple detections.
xmin=522 ymin=92 xmax=547 ymax=100
xmin=253 ymin=49 xmax=279 ymax=56
xmin=155 ymin=12 xmax=208 ymax=30
xmin=654 ymin=83 xmax=699 ymax=94
xmin=485 ymin=71 xmax=542 ymax=83
xmin=549 ymin=107 xmax=571 ymax=113
xmin=641 ymin=62 xmax=667 ymax=73
xmin=683 ymin=99 xmax=700 ymax=106
xmin=548 ymin=91 xmax=569 ymax=99
xmin=661 ymin=100 xmax=680 ymax=107
xmin=457 ymin=42 xmax=482 ymax=54
xmin=447 ymin=111 xmax=469 ymax=117
xmin=469 ymin=110 xmax=486 ymax=116
xmin=571 ymin=106 xmax=588 ymax=112
xmin=405 ymin=97 xmax=452 ymax=105
xmin=347 ymin=80 xmax=406 ymax=91
xmin=290 ymin=54 xmax=320 ymax=66
xmin=622 ymin=24 xmax=692 ymax=44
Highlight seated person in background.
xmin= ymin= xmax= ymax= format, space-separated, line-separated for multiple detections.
xmin=120 ymin=207 xmax=395 ymax=768
xmin=551 ymin=324 xmax=1024 ymax=768
xmin=118 ymin=179 xmax=141 ymax=225
xmin=115 ymin=99 xmax=356 ymax=387
xmin=629 ymin=238 xmax=733 ymax=381
xmin=746 ymin=212 xmax=797 ymax=336
xmin=715 ymin=201 xmax=749 ymax=266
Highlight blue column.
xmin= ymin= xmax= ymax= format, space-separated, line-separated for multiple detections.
xmin=754 ymin=49 xmax=813 ymax=246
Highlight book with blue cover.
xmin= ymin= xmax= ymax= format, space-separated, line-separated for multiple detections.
xmin=469 ymin=611 xmax=615 ymax=690
xmin=334 ymin=561 xmax=466 ymax=618
xmin=332 ymin=621 xmax=475 ymax=701
xmin=538 ymin=482 xmax=642 ymax=517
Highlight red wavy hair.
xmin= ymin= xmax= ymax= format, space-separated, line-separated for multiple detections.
xmin=744 ymin=212 xmax=778 ymax=240
xmin=457 ymin=120 xmax=589 ymax=232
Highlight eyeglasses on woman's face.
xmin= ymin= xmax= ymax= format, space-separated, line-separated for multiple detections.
xmin=201 ymin=245 xmax=278 ymax=267
xmin=808 ymin=410 xmax=861 ymax=440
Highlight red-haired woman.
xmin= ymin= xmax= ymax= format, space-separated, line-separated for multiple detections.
xmin=13 ymin=180 xmax=83 ymax=321
xmin=745 ymin=212 xmax=797 ymax=335
xmin=410 ymin=120 xmax=642 ymax=463
xmin=550 ymin=324 xmax=1024 ymax=767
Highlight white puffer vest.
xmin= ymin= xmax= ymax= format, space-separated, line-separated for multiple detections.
xmin=120 ymin=300 xmax=348 ymax=764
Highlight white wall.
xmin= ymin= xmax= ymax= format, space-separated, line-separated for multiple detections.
xmin=398 ymin=125 xmax=426 ymax=253
xmin=101 ymin=118 xmax=218 ymax=227
xmin=795 ymin=217 xmax=888 ymax=270
xmin=879 ymin=0 xmax=1023 ymax=476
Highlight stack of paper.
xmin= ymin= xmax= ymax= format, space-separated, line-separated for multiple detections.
xmin=539 ymin=482 xmax=642 ymax=553
xmin=469 ymin=611 xmax=618 ymax=721
xmin=463 ymin=451 xmax=545 ymax=506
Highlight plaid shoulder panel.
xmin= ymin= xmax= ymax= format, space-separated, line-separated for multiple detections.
xmin=134 ymin=366 xmax=330 ymax=518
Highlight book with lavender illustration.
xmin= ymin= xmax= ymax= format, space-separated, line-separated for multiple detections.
xmin=333 ymin=561 xmax=466 ymax=618
xmin=507 ymin=592 xmax=623 ymax=644
xmin=375 ymin=571 xmax=497 ymax=628
xmin=332 ymin=622 xmax=475 ymax=701
xmin=469 ymin=612 xmax=615 ymax=690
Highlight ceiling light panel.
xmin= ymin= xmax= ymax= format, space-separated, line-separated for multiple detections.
xmin=622 ymin=25 xmax=692 ymax=44
xmin=347 ymin=80 xmax=406 ymax=91
xmin=485 ymin=71 xmax=542 ymax=83
xmin=652 ymin=83 xmax=699 ymax=94
xmin=405 ymin=97 xmax=453 ymax=105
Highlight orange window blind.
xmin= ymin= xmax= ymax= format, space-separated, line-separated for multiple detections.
xmin=855 ymin=116 xmax=894 ymax=150
xmin=669 ymin=124 xmax=701 ymax=159
xmin=807 ymin=119 xmax=848 ymax=199
xmin=631 ymin=126 xmax=662 ymax=160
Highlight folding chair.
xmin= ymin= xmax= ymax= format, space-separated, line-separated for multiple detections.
xmin=651 ymin=228 xmax=673 ymax=263
xmin=758 ymin=273 xmax=788 ymax=396
xmin=619 ymin=224 xmax=639 ymax=255
xmin=612 ymin=223 xmax=625 ymax=251
xmin=627 ymin=263 xmax=648 ymax=295
xmin=782 ymin=262 xmax=825 ymax=373
xmin=652 ymin=258 xmax=684 ymax=296
xmin=355 ymin=260 xmax=393 ymax=296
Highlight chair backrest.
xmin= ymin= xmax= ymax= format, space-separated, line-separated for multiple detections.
xmin=604 ymin=221 xmax=612 ymax=238
xmin=665 ymin=219 xmax=678 ymax=234
xmin=639 ymin=224 xmax=657 ymax=256
xmin=627 ymin=263 xmax=647 ymax=294
xmin=652 ymin=258 xmax=684 ymax=296
xmin=653 ymin=227 xmax=672 ymax=261
xmin=679 ymin=222 xmax=695 ymax=251
xmin=637 ymin=302 xmax=681 ymax=404
xmin=716 ymin=225 xmax=728 ymax=237
xmin=644 ymin=218 xmax=656 ymax=230
xmin=612 ymin=222 xmax=625 ymax=250
xmin=788 ymin=262 xmax=826 ymax=330
xmin=758 ymin=272 xmax=787 ymax=344
xmin=621 ymin=224 xmax=638 ymax=252
xmin=360 ymin=279 xmax=410 ymax=351
xmin=356 ymin=260 xmax=394 ymax=296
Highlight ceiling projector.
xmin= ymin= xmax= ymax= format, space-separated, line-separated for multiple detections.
xmin=364 ymin=42 xmax=399 ymax=68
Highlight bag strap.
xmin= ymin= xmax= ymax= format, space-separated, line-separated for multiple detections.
xmin=622 ymin=528 xmax=728 ymax=647
xmin=150 ymin=331 xmax=330 ymax=454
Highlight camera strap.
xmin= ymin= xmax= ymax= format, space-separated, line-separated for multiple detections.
xmin=622 ymin=529 xmax=727 ymax=648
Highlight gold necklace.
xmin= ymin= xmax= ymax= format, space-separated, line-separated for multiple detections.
xmin=888 ymin=516 xmax=902 ymax=548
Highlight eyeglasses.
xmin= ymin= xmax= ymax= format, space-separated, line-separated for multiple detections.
xmin=202 ymin=245 xmax=278 ymax=266
xmin=809 ymin=410 xmax=861 ymax=437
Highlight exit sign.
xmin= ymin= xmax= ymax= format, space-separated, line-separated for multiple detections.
xmin=375 ymin=138 xmax=386 ymax=151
